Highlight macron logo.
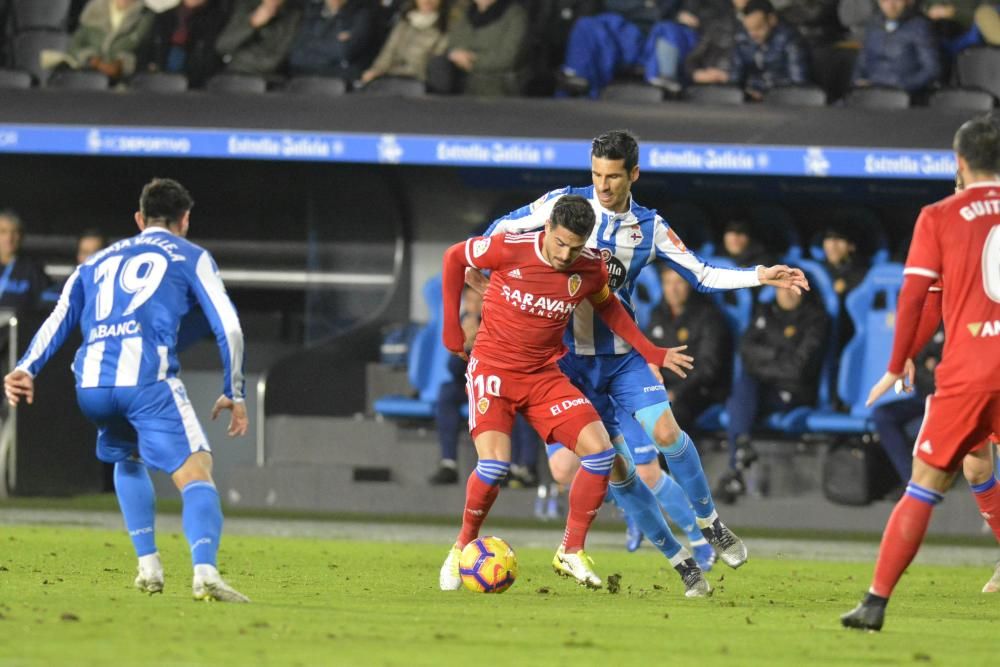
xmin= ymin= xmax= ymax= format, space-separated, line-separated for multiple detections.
xmin=507 ymin=269 xmax=522 ymax=279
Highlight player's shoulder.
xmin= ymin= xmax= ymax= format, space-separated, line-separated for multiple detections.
xmin=575 ymin=247 xmax=605 ymax=271
xmin=527 ymin=185 xmax=591 ymax=213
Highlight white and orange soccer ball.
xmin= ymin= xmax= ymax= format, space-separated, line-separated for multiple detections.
xmin=458 ymin=536 xmax=518 ymax=593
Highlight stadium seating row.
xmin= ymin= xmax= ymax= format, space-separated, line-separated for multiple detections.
xmin=375 ymin=262 xmax=910 ymax=440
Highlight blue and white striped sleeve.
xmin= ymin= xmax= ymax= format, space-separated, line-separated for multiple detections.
xmin=189 ymin=250 xmax=245 ymax=401
xmin=653 ymin=216 xmax=761 ymax=293
xmin=483 ymin=187 xmax=569 ymax=236
xmin=16 ymin=269 xmax=85 ymax=378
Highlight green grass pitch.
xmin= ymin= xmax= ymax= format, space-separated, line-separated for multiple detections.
xmin=0 ymin=523 xmax=997 ymax=667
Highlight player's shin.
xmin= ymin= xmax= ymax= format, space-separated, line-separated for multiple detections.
xmin=971 ymin=477 xmax=1000 ymax=542
xmin=563 ymin=450 xmax=615 ymax=553
xmin=610 ymin=468 xmax=686 ymax=563
xmin=181 ymin=480 xmax=223 ymax=568
xmin=115 ymin=459 xmax=158 ymax=558
xmin=456 ymin=460 xmax=509 ymax=547
xmin=651 ymin=472 xmax=711 ymax=550
xmin=870 ymin=481 xmax=943 ymax=598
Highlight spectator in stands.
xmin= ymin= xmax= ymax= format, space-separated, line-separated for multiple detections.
xmin=137 ymin=0 xmax=226 ymax=88
xmin=850 ymin=0 xmax=941 ymax=94
xmin=429 ymin=287 xmax=539 ymax=486
xmin=360 ymin=0 xmax=448 ymax=86
xmin=216 ymin=0 xmax=302 ymax=76
xmin=821 ymin=222 xmax=867 ymax=300
xmin=645 ymin=267 xmax=732 ymax=429
xmin=555 ymin=0 xmax=701 ymax=97
xmin=288 ymin=0 xmax=374 ymax=83
xmin=937 ymin=2 xmax=1000 ymax=52
xmin=54 ymin=0 xmax=154 ymax=83
xmin=523 ymin=0 xmax=601 ymax=94
xmin=76 ymin=228 xmax=106 ymax=265
xmin=720 ymin=218 xmax=774 ymax=267
xmin=427 ymin=0 xmax=528 ymax=97
xmin=777 ymin=0 xmax=842 ymax=46
xmin=0 ymin=210 xmax=52 ymax=313
xmin=871 ymin=327 xmax=942 ymax=484
xmin=729 ymin=0 xmax=810 ymax=100
xmin=686 ymin=0 xmax=744 ymax=85
xmin=838 ymin=0 xmax=877 ymax=41
xmin=717 ymin=287 xmax=829 ymax=503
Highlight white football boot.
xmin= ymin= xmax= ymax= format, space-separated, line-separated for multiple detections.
xmin=552 ymin=546 xmax=602 ymax=589
xmin=439 ymin=545 xmax=462 ymax=591
xmin=133 ymin=553 xmax=164 ymax=595
xmin=192 ymin=565 xmax=250 ymax=603
xmin=982 ymin=561 xmax=1000 ymax=593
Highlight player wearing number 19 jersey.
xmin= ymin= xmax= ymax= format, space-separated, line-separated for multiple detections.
xmin=4 ymin=178 xmax=249 ymax=603
xmin=842 ymin=117 xmax=1000 ymax=630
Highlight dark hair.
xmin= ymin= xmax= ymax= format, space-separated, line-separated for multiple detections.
xmin=550 ymin=195 xmax=596 ymax=238
xmin=139 ymin=178 xmax=194 ymax=225
xmin=77 ymin=227 xmax=106 ymax=247
xmin=954 ymin=116 xmax=1000 ymax=174
xmin=0 ymin=209 xmax=23 ymax=232
xmin=591 ymin=130 xmax=639 ymax=172
xmin=743 ymin=0 xmax=775 ymax=15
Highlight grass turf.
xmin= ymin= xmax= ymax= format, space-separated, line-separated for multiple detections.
xmin=0 ymin=524 xmax=997 ymax=667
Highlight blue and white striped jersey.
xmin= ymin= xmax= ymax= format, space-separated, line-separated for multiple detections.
xmin=16 ymin=227 xmax=245 ymax=400
xmin=484 ymin=185 xmax=761 ymax=356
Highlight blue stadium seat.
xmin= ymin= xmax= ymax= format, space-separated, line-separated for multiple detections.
xmin=374 ymin=275 xmax=465 ymax=419
xmin=805 ymin=263 xmax=905 ymax=433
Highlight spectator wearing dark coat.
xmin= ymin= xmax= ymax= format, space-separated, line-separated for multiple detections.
xmin=646 ymin=268 xmax=732 ymax=429
xmin=851 ymin=0 xmax=940 ymax=93
xmin=138 ymin=0 xmax=226 ymax=88
xmin=730 ymin=0 xmax=810 ymax=99
xmin=687 ymin=0 xmax=743 ymax=84
xmin=288 ymin=0 xmax=373 ymax=82
xmin=720 ymin=218 xmax=775 ymax=268
xmin=216 ymin=0 xmax=302 ymax=76
xmin=718 ymin=287 xmax=828 ymax=503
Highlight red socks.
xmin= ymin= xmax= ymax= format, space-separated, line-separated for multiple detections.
xmin=456 ymin=472 xmax=500 ymax=548
xmin=870 ymin=484 xmax=941 ymax=598
xmin=562 ymin=467 xmax=609 ymax=553
xmin=972 ymin=477 xmax=1000 ymax=542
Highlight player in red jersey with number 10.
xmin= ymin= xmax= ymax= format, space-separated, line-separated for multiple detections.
xmin=437 ymin=195 xmax=710 ymax=595
xmin=843 ymin=116 xmax=1000 ymax=631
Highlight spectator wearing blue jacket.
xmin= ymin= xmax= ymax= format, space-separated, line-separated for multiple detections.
xmin=729 ymin=0 xmax=809 ymax=100
xmin=851 ymin=0 xmax=940 ymax=94
xmin=288 ymin=0 xmax=373 ymax=83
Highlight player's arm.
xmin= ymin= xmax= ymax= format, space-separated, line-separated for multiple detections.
xmin=5 ymin=269 xmax=85 ymax=406
xmin=188 ymin=250 xmax=247 ymax=436
xmin=653 ymin=218 xmax=809 ymax=294
xmin=589 ymin=285 xmax=694 ymax=378
xmin=442 ymin=234 xmax=505 ymax=357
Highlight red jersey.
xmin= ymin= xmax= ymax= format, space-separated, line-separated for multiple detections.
xmin=456 ymin=232 xmax=609 ymax=372
xmin=904 ymin=181 xmax=1000 ymax=396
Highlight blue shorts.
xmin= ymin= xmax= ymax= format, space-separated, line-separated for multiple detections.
xmin=76 ymin=378 xmax=211 ymax=474
xmin=545 ymin=352 xmax=668 ymax=464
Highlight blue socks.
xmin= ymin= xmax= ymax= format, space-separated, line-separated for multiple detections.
xmin=651 ymin=472 xmax=704 ymax=545
xmin=181 ymin=480 xmax=223 ymax=567
xmin=114 ymin=459 xmax=157 ymax=557
xmin=655 ymin=429 xmax=716 ymax=522
xmin=610 ymin=469 xmax=685 ymax=562
xmin=475 ymin=459 xmax=510 ymax=485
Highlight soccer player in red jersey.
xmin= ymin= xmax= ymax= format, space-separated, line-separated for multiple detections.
xmin=842 ymin=116 xmax=1000 ymax=630
xmin=437 ymin=195 xmax=710 ymax=595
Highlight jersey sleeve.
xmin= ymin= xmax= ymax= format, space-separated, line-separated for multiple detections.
xmin=460 ymin=233 xmax=510 ymax=272
xmin=653 ymin=216 xmax=761 ymax=292
xmin=903 ymin=207 xmax=942 ymax=280
xmin=187 ymin=250 xmax=246 ymax=401
xmin=483 ymin=187 xmax=569 ymax=236
xmin=16 ymin=269 xmax=85 ymax=378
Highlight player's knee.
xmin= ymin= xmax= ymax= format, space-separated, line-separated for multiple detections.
xmin=549 ymin=450 xmax=578 ymax=485
xmin=964 ymin=459 xmax=993 ymax=486
xmin=171 ymin=451 xmax=214 ymax=490
xmin=573 ymin=421 xmax=611 ymax=457
xmin=636 ymin=461 xmax=660 ymax=488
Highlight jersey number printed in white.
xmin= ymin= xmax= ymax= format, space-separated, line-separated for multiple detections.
xmin=94 ymin=252 xmax=169 ymax=321
xmin=982 ymin=227 xmax=1000 ymax=304
xmin=472 ymin=374 xmax=501 ymax=399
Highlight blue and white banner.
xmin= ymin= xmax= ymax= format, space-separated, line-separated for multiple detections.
xmin=0 ymin=124 xmax=956 ymax=181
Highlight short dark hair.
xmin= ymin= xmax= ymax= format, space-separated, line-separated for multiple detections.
xmin=591 ymin=130 xmax=639 ymax=172
xmin=0 ymin=209 xmax=23 ymax=233
xmin=139 ymin=178 xmax=194 ymax=225
xmin=743 ymin=0 xmax=775 ymax=15
xmin=954 ymin=116 xmax=1000 ymax=174
xmin=550 ymin=195 xmax=596 ymax=238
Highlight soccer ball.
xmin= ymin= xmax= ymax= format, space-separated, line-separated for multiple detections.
xmin=458 ymin=536 xmax=518 ymax=593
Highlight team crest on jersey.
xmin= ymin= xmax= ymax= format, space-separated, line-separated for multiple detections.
xmin=473 ymin=238 xmax=491 ymax=258
xmin=568 ymin=274 xmax=582 ymax=296
xmin=626 ymin=227 xmax=643 ymax=246
xmin=477 ymin=397 xmax=490 ymax=414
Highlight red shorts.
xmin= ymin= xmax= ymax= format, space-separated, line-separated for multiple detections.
xmin=913 ymin=392 xmax=1000 ymax=471
xmin=464 ymin=354 xmax=601 ymax=450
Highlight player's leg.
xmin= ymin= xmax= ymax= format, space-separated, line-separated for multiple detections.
xmin=842 ymin=393 xmax=987 ymax=630
xmin=964 ymin=439 xmax=1000 ymax=592
xmin=79 ymin=388 xmax=163 ymax=594
xmin=635 ymin=402 xmax=747 ymax=567
xmin=541 ymin=444 xmax=576 ymax=520
xmin=130 ymin=379 xmax=248 ymax=603
xmin=639 ymin=460 xmax=716 ymax=571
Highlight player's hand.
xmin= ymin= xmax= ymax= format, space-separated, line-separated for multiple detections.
xmin=647 ymin=362 xmax=663 ymax=385
xmin=211 ymin=395 xmax=248 ymax=437
xmin=866 ymin=371 xmax=903 ymax=407
xmin=894 ymin=358 xmax=917 ymax=395
xmin=758 ymin=265 xmax=810 ymax=295
xmin=4 ymin=369 xmax=33 ymax=406
xmin=661 ymin=345 xmax=693 ymax=379
xmin=464 ymin=268 xmax=489 ymax=295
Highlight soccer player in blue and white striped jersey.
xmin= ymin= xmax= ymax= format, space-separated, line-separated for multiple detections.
xmin=4 ymin=178 xmax=250 ymax=603
xmin=476 ymin=130 xmax=809 ymax=575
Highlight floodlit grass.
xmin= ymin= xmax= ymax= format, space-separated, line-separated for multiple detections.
xmin=0 ymin=523 xmax=997 ymax=666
